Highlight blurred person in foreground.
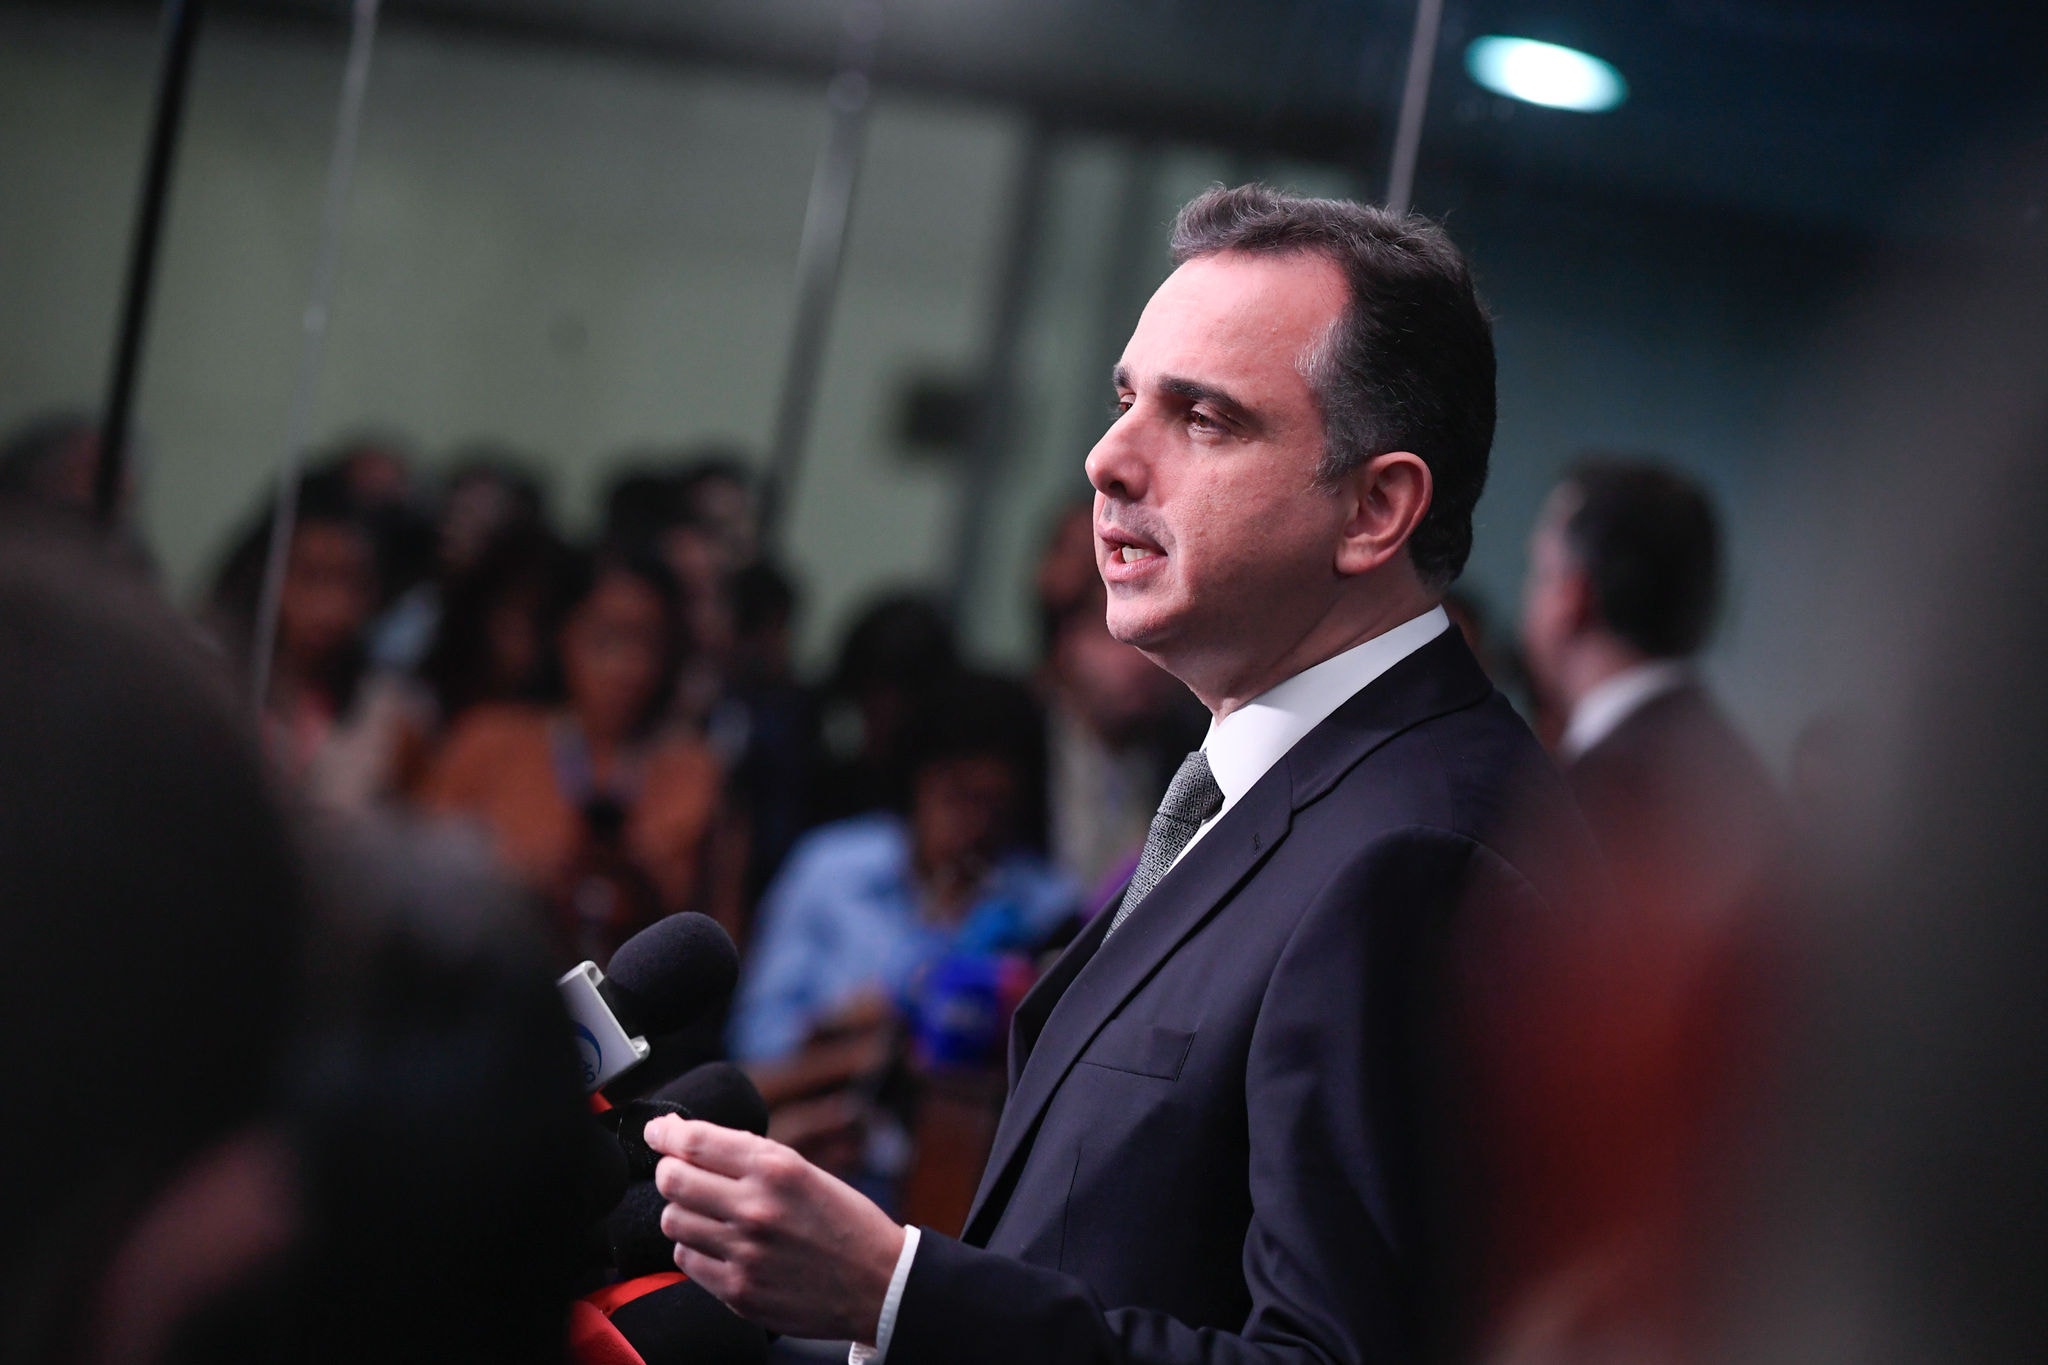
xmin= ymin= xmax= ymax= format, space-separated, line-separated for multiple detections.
xmin=0 ymin=521 xmax=306 ymax=1364
xmin=641 ymin=184 xmax=1589 ymax=1364
xmin=0 ymin=522 xmax=604 ymax=1364
xmin=421 ymin=547 xmax=730 ymax=963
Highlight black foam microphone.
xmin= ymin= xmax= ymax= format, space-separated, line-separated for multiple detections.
xmin=560 ymin=912 xmax=740 ymax=1095
xmin=609 ymin=1061 xmax=771 ymax=1179
xmin=605 ymin=1181 xmax=679 ymax=1279
xmin=601 ymin=913 xmax=740 ymax=1038
xmin=606 ymin=1062 xmax=773 ymax=1275
xmin=651 ymin=1062 xmax=771 ymax=1138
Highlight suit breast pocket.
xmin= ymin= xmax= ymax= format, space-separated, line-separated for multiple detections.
xmin=1075 ymin=1017 xmax=1196 ymax=1081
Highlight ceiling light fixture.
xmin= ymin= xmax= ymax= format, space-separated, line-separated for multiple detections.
xmin=1464 ymin=35 xmax=1627 ymax=113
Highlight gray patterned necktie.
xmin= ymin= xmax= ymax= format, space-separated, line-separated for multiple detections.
xmin=1104 ymin=748 xmax=1225 ymax=941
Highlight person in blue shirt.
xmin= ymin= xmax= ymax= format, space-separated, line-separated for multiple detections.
xmin=730 ymin=673 xmax=1079 ymax=1066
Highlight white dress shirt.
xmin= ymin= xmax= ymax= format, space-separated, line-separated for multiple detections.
xmin=849 ymin=605 xmax=1450 ymax=1365
xmin=1557 ymin=659 xmax=1691 ymax=762
xmin=1173 ymin=605 xmax=1451 ymax=872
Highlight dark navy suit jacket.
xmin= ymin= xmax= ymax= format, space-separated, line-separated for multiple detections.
xmin=887 ymin=629 xmax=1588 ymax=1365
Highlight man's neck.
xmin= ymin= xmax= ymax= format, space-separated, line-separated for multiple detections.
xmin=1191 ymin=583 xmax=1439 ymax=721
xmin=1554 ymin=636 xmax=1654 ymax=715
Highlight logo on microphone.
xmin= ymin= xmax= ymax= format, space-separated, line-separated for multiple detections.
xmin=574 ymin=1023 xmax=603 ymax=1088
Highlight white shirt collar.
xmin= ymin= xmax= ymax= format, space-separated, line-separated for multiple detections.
xmin=1201 ymin=606 xmax=1452 ymax=816
xmin=1559 ymin=659 xmax=1691 ymax=761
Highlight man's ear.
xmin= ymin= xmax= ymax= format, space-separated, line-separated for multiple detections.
xmin=1334 ymin=451 xmax=1433 ymax=577
xmin=1559 ymin=561 xmax=1598 ymax=637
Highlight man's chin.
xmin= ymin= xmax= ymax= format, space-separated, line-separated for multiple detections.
xmin=1104 ymin=604 xmax=1177 ymax=657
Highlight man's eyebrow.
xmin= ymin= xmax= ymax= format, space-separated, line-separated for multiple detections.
xmin=1157 ymin=375 xmax=1263 ymax=435
xmin=1110 ymin=365 xmax=1265 ymax=436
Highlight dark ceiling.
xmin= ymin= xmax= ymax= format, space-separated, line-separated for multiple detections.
xmin=184 ymin=0 xmax=2048 ymax=238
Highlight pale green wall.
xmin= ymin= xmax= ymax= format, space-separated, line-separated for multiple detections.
xmin=0 ymin=5 xmax=1037 ymax=667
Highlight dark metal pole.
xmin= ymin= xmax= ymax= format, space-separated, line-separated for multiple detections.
xmin=948 ymin=121 xmax=1055 ymax=625
xmin=756 ymin=0 xmax=884 ymax=554
xmin=96 ymin=0 xmax=205 ymax=525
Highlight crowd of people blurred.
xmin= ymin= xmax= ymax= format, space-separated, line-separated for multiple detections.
xmin=0 ymin=411 xmax=1789 ymax=1061
xmin=0 ymin=413 xmax=1230 ymax=1200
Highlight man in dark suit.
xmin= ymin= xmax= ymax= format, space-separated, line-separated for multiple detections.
xmin=1518 ymin=459 xmax=1781 ymax=922
xmin=644 ymin=185 xmax=1585 ymax=1364
xmin=1498 ymin=459 xmax=1782 ymax=1355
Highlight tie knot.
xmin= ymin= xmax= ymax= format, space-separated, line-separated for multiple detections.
xmin=1161 ymin=748 xmax=1224 ymax=825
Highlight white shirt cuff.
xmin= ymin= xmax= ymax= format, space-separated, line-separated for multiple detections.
xmin=848 ymin=1224 xmax=921 ymax=1365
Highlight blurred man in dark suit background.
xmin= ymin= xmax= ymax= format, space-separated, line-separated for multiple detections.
xmin=1519 ymin=458 xmax=1780 ymax=924
xmin=1496 ymin=458 xmax=1783 ymax=1359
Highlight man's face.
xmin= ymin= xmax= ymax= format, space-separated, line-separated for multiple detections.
xmin=1087 ymin=250 xmax=1351 ymax=687
xmin=1517 ymin=489 xmax=1583 ymax=698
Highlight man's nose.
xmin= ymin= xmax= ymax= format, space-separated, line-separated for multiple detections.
xmin=1085 ymin=411 xmax=1148 ymax=503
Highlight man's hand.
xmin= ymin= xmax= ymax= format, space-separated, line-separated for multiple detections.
xmin=644 ymin=1115 xmax=905 ymax=1342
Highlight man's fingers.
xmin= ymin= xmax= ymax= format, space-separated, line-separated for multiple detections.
xmin=643 ymin=1115 xmax=761 ymax=1179
xmin=659 ymin=1202 xmax=738 ymax=1261
xmin=673 ymin=1242 xmax=740 ymax=1306
xmin=652 ymin=1153 xmax=748 ymax=1222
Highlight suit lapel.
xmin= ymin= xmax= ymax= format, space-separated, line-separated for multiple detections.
xmin=1006 ymin=895 xmax=1118 ymax=1092
xmin=962 ymin=782 xmax=1291 ymax=1241
xmin=960 ymin=629 xmax=1496 ymax=1243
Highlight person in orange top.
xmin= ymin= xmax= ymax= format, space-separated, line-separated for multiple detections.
xmin=422 ymin=548 xmax=725 ymax=965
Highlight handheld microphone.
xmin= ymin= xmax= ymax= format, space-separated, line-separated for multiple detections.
xmin=607 ymin=1277 xmax=770 ymax=1365
xmin=605 ymin=1062 xmax=772 ymax=1275
xmin=557 ymin=913 xmax=741 ymax=1094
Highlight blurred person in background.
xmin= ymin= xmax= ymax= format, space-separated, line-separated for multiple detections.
xmin=414 ymin=524 xmax=573 ymax=743
xmin=1038 ymin=582 xmax=1198 ymax=908
xmin=1487 ymin=456 xmax=1784 ymax=1360
xmin=676 ymin=453 xmax=760 ymax=568
xmin=371 ymin=449 xmax=548 ymax=671
xmin=207 ymin=470 xmax=430 ymax=811
xmin=0 ymin=521 xmax=306 ymax=1364
xmin=0 ymin=411 xmax=154 ymax=573
xmin=664 ymin=454 xmax=761 ymax=730
xmin=729 ymin=672 xmax=1076 ymax=1074
xmin=1030 ymin=500 xmax=1100 ymax=645
xmin=809 ymin=591 xmax=962 ymax=827
xmin=0 ymin=411 xmax=110 ymax=517
xmin=709 ymin=559 xmax=821 ymax=925
xmin=1519 ymin=457 xmax=1781 ymax=919
xmin=420 ymin=547 xmax=729 ymax=964
xmin=321 ymin=434 xmax=437 ymax=616
xmin=598 ymin=449 xmax=763 ymax=731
